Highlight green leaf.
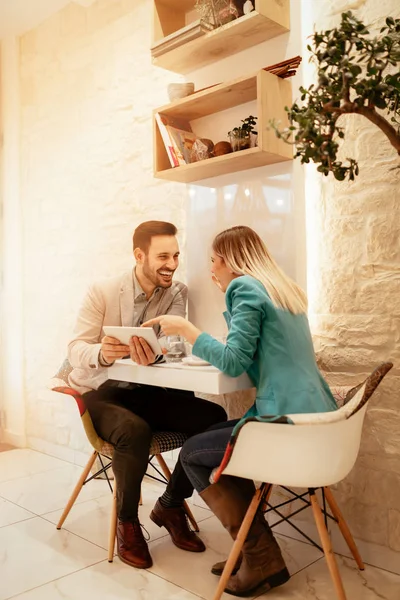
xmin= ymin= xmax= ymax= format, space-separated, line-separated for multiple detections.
xmin=271 ymin=11 xmax=400 ymax=183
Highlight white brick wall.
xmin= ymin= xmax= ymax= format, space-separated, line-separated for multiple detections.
xmin=307 ymin=0 xmax=400 ymax=551
xmin=19 ymin=0 xmax=187 ymax=455
xmin=13 ymin=0 xmax=400 ymax=553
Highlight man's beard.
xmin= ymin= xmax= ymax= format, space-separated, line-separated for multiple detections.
xmin=143 ymin=258 xmax=174 ymax=288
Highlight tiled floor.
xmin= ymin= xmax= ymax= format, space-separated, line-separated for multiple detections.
xmin=0 ymin=449 xmax=399 ymax=600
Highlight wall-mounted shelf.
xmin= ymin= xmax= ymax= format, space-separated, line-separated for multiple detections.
xmin=152 ymin=0 xmax=290 ymax=74
xmin=153 ymin=69 xmax=293 ymax=183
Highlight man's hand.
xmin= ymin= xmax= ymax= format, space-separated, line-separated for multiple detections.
xmin=101 ymin=336 xmax=130 ymax=364
xmin=129 ymin=336 xmax=157 ymax=366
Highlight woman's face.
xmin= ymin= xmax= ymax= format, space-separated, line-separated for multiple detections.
xmin=210 ymin=251 xmax=238 ymax=292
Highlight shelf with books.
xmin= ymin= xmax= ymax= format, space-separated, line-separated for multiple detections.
xmin=152 ymin=0 xmax=290 ymax=74
xmin=153 ymin=69 xmax=293 ymax=183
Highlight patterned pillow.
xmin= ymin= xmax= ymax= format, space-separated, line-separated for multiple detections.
xmin=48 ymin=358 xmax=73 ymax=390
xmin=330 ymin=386 xmax=353 ymax=408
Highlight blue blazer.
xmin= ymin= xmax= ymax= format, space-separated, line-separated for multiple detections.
xmin=192 ymin=275 xmax=337 ymax=420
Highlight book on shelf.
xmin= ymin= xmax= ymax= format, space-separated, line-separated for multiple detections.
xmin=151 ymin=19 xmax=215 ymax=57
xmin=155 ymin=113 xmax=197 ymax=168
xmin=167 ymin=126 xmax=197 ymax=166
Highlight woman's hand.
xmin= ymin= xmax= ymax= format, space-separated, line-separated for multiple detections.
xmin=142 ymin=315 xmax=202 ymax=345
xmin=212 ymin=274 xmax=223 ymax=291
xmin=142 ymin=315 xmax=187 ymax=336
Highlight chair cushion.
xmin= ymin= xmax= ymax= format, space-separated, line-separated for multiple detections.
xmin=288 ymin=362 xmax=393 ymax=425
xmin=330 ymin=386 xmax=353 ymax=408
xmin=150 ymin=431 xmax=188 ymax=454
xmin=48 ymin=358 xmax=73 ymax=389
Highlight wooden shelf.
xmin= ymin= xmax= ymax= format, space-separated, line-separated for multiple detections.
xmin=152 ymin=0 xmax=290 ymax=74
xmin=153 ymin=70 xmax=293 ymax=183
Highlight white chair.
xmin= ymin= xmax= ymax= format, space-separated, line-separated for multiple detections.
xmin=212 ymin=362 xmax=393 ymax=600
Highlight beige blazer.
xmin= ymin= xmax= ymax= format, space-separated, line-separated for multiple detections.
xmin=68 ymin=270 xmax=187 ymax=394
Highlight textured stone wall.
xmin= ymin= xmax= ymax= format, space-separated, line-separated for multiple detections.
xmin=18 ymin=0 xmax=306 ymax=462
xmin=17 ymin=0 xmax=400 ymax=551
xmin=308 ymin=0 xmax=400 ymax=551
xmin=19 ymin=0 xmax=187 ymax=459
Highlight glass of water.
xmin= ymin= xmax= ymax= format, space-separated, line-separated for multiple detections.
xmin=165 ymin=335 xmax=187 ymax=363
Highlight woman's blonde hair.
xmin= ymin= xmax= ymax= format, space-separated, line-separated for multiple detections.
xmin=212 ymin=226 xmax=307 ymax=314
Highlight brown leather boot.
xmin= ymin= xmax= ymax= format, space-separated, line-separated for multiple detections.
xmin=117 ymin=519 xmax=153 ymax=569
xmin=210 ymin=477 xmax=250 ymax=576
xmin=211 ymin=553 xmax=242 ymax=576
xmin=201 ymin=477 xmax=289 ymax=597
xmin=150 ymin=499 xmax=206 ymax=552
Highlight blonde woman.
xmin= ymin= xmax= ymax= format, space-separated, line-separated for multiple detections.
xmin=144 ymin=225 xmax=337 ymax=597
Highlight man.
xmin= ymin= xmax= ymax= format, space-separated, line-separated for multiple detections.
xmin=68 ymin=220 xmax=226 ymax=569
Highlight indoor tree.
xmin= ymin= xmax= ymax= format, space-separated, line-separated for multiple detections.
xmin=274 ymin=11 xmax=400 ymax=181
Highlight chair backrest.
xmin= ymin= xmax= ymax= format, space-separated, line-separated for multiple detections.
xmin=49 ymin=358 xmax=106 ymax=453
xmin=223 ymin=362 xmax=392 ymax=488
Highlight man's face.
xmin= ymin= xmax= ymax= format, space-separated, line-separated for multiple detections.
xmin=138 ymin=235 xmax=180 ymax=289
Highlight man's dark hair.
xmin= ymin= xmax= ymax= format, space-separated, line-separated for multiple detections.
xmin=133 ymin=221 xmax=177 ymax=253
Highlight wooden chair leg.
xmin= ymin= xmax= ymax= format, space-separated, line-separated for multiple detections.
xmin=261 ymin=483 xmax=273 ymax=513
xmin=56 ymin=450 xmax=98 ymax=530
xmin=155 ymin=453 xmax=199 ymax=532
xmin=108 ymin=479 xmax=118 ymax=562
xmin=324 ymin=487 xmax=364 ymax=570
xmin=310 ymin=490 xmax=347 ymax=600
xmin=212 ymin=484 xmax=269 ymax=600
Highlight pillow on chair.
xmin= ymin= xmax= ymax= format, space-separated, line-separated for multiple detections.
xmin=48 ymin=358 xmax=114 ymax=477
xmin=48 ymin=357 xmax=74 ymax=390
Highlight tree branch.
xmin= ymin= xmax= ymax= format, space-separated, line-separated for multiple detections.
xmin=354 ymin=105 xmax=400 ymax=154
xmin=322 ymin=102 xmax=400 ymax=154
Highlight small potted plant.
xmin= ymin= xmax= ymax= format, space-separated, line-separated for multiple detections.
xmin=228 ymin=115 xmax=258 ymax=151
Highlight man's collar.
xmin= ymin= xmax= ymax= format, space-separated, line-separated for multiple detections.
xmin=133 ymin=267 xmax=161 ymax=300
xmin=132 ymin=268 xmax=146 ymax=300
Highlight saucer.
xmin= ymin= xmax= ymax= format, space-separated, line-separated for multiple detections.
xmin=182 ymin=357 xmax=211 ymax=367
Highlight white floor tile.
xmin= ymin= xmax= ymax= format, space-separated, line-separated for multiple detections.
xmin=256 ymin=556 xmax=400 ymax=600
xmin=8 ymin=559 xmax=201 ymax=600
xmin=0 ymin=464 xmax=109 ymax=515
xmin=270 ymin=510 xmax=400 ymax=576
xmin=0 ymin=497 xmax=35 ymax=528
xmin=42 ymin=477 xmax=212 ymax=551
xmin=326 ymin=524 xmax=400 ymax=577
xmin=0 ymin=517 xmax=106 ymax=600
xmin=147 ymin=515 xmax=321 ymax=600
xmin=0 ymin=449 xmax=70 ymax=483
xmin=1 ymin=449 xmax=397 ymax=600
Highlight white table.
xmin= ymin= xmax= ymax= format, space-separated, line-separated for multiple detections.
xmin=108 ymin=359 xmax=252 ymax=395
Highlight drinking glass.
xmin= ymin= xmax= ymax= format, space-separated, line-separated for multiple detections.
xmin=165 ymin=335 xmax=187 ymax=363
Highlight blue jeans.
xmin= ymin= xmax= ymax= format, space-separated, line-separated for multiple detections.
xmin=180 ymin=419 xmax=240 ymax=493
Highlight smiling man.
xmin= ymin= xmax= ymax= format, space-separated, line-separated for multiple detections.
xmin=67 ymin=221 xmax=226 ymax=570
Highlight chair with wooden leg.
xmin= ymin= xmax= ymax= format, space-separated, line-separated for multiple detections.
xmin=211 ymin=362 xmax=392 ymax=600
xmin=50 ymin=361 xmax=199 ymax=561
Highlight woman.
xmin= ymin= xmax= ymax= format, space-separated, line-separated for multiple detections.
xmin=144 ymin=225 xmax=337 ymax=597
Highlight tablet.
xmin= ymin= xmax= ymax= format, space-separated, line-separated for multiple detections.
xmin=103 ymin=326 xmax=163 ymax=355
